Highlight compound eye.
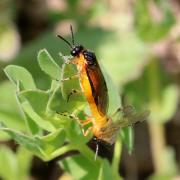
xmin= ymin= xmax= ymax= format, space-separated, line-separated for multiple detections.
xmin=71 ymin=45 xmax=84 ymax=56
xmin=71 ymin=50 xmax=77 ymax=56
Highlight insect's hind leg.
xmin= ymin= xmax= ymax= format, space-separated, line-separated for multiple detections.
xmin=56 ymin=111 xmax=93 ymax=137
xmin=79 ymin=119 xmax=91 ymax=126
xmin=82 ymin=126 xmax=93 ymax=136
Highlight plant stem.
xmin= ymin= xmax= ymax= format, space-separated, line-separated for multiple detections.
xmin=112 ymin=136 xmax=123 ymax=180
xmin=49 ymin=144 xmax=75 ymax=160
xmin=76 ymin=144 xmax=102 ymax=167
xmin=148 ymin=121 xmax=166 ymax=174
xmin=147 ymin=59 xmax=166 ymax=174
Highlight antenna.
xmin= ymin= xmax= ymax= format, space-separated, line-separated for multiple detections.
xmin=70 ymin=24 xmax=75 ymax=45
xmin=56 ymin=35 xmax=72 ymax=49
xmin=94 ymin=143 xmax=99 ymax=161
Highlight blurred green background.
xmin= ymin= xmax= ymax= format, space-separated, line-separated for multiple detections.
xmin=0 ymin=0 xmax=180 ymax=179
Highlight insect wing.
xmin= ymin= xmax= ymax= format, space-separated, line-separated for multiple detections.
xmin=118 ymin=108 xmax=150 ymax=128
xmin=86 ymin=60 xmax=108 ymax=116
xmin=99 ymin=120 xmax=121 ymax=145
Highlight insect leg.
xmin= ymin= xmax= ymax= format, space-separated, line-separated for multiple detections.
xmin=56 ymin=111 xmax=91 ymax=126
xmin=56 ymin=111 xmax=82 ymax=125
xmin=61 ymin=74 xmax=79 ymax=82
xmin=82 ymin=126 xmax=93 ymax=136
xmin=56 ymin=111 xmax=92 ymax=135
xmin=79 ymin=119 xmax=92 ymax=126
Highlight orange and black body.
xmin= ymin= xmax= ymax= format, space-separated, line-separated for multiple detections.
xmin=69 ymin=45 xmax=113 ymax=142
xmin=57 ymin=27 xmax=149 ymax=147
xmin=70 ymin=45 xmax=108 ymax=116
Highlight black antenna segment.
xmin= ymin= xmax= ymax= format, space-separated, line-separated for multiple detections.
xmin=70 ymin=24 xmax=75 ymax=46
xmin=57 ymin=35 xmax=72 ymax=49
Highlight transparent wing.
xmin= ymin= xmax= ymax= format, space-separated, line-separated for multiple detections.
xmin=118 ymin=106 xmax=150 ymax=128
xmin=100 ymin=121 xmax=121 ymax=145
xmin=98 ymin=106 xmax=150 ymax=144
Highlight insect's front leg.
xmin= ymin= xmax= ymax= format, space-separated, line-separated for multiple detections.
xmin=59 ymin=53 xmax=78 ymax=65
xmin=61 ymin=74 xmax=79 ymax=82
xmin=64 ymin=56 xmax=79 ymax=65
xmin=66 ymin=89 xmax=82 ymax=102
xmin=56 ymin=111 xmax=91 ymax=126
xmin=56 ymin=111 xmax=82 ymax=125
xmin=71 ymin=117 xmax=92 ymax=136
xmin=61 ymin=70 xmax=81 ymax=101
xmin=82 ymin=126 xmax=93 ymax=137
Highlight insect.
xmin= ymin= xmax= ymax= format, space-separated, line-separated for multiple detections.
xmin=57 ymin=26 xmax=150 ymax=158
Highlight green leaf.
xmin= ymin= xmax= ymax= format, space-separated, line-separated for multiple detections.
xmin=38 ymin=49 xmax=61 ymax=80
xmin=160 ymin=85 xmax=179 ymax=122
xmin=0 ymin=146 xmax=18 ymax=180
xmin=120 ymin=127 xmax=134 ymax=153
xmin=59 ymin=154 xmax=99 ymax=180
xmin=124 ymin=60 xmax=179 ymax=124
xmin=134 ymin=0 xmax=175 ymax=41
xmin=0 ymin=127 xmax=43 ymax=159
xmin=0 ymin=131 xmax=11 ymax=141
xmin=0 ymin=81 xmax=20 ymax=114
xmin=103 ymin=70 xmax=121 ymax=115
xmin=49 ymin=84 xmax=86 ymax=114
xmin=0 ymin=81 xmax=26 ymax=134
xmin=0 ymin=111 xmax=25 ymax=131
xmin=35 ymin=129 xmax=65 ymax=155
xmin=17 ymin=89 xmax=50 ymax=134
xmin=0 ymin=127 xmax=66 ymax=161
xmin=150 ymin=85 xmax=179 ymax=123
xmin=66 ymin=120 xmax=91 ymax=145
xmin=112 ymin=137 xmax=122 ymax=180
xmin=0 ymin=146 xmax=32 ymax=180
xmin=19 ymin=89 xmax=49 ymax=115
xmin=61 ymin=63 xmax=84 ymax=100
xmin=22 ymin=111 xmax=40 ymax=135
xmin=98 ymin=160 xmax=114 ymax=180
xmin=4 ymin=65 xmax=36 ymax=90
xmin=21 ymin=101 xmax=55 ymax=132
xmin=98 ymin=32 xmax=148 ymax=85
xmin=16 ymin=147 xmax=32 ymax=180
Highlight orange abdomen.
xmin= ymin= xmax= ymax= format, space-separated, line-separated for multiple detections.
xmin=77 ymin=53 xmax=107 ymax=127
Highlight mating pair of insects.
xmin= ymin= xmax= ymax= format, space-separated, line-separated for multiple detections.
xmin=57 ymin=26 xmax=149 ymax=157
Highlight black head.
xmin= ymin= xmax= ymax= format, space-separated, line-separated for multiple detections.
xmin=57 ymin=25 xmax=85 ymax=57
xmin=71 ymin=45 xmax=84 ymax=57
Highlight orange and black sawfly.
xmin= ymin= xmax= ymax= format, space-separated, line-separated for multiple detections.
xmin=57 ymin=26 xmax=149 ymax=158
